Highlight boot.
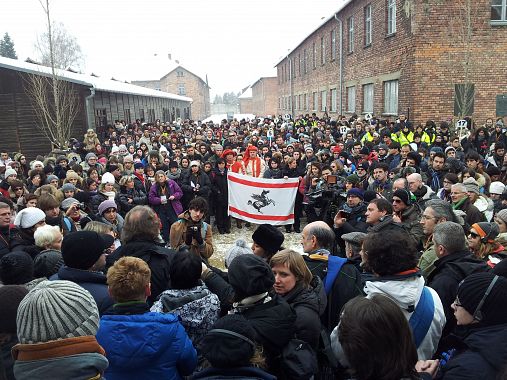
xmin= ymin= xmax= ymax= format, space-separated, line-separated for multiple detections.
xmin=236 ymin=219 xmax=243 ymax=229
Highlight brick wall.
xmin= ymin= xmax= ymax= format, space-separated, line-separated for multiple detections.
xmin=240 ymin=98 xmax=253 ymax=114
xmin=251 ymin=77 xmax=278 ymax=117
xmin=276 ymin=0 xmax=507 ymax=125
xmin=160 ymin=68 xmax=210 ymax=121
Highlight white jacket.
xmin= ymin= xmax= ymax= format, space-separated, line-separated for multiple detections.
xmin=331 ymin=275 xmax=445 ymax=363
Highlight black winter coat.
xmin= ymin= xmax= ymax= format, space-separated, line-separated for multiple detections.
xmin=437 ymin=324 xmax=507 ymax=380
xmin=51 ymin=266 xmax=113 ymax=316
xmin=210 ymin=168 xmax=228 ymax=204
xmin=191 ymin=366 xmax=276 ymax=380
xmin=427 ymin=250 xmax=490 ymax=338
xmin=181 ymin=171 xmax=211 ymax=201
xmin=117 ymin=187 xmax=147 ymax=215
xmin=106 ymin=239 xmax=174 ymax=304
xmin=283 ymin=276 xmax=327 ymax=348
xmin=90 ymin=192 xmax=109 ymax=216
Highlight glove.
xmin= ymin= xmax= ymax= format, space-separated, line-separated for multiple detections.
xmin=194 ymin=225 xmax=204 ymax=245
xmin=185 ymin=230 xmax=193 ymax=246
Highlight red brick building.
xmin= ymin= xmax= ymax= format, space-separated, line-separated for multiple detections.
xmin=251 ymin=77 xmax=278 ymax=117
xmin=133 ymin=64 xmax=210 ymax=121
xmin=239 ymin=86 xmax=253 ymax=114
xmin=276 ymin=0 xmax=507 ymax=125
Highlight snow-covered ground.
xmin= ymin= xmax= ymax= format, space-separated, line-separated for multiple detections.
xmin=208 ymin=220 xmax=305 ymax=269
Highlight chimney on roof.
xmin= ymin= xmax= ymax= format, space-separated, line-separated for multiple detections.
xmin=168 ymin=53 xmax=172 ymax=60
xmin=175 ymin=60 xmax=179 ymax=64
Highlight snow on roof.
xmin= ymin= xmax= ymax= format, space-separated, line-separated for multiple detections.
xmin=238 ymin=86 xmax=252 ymax=99
xmin=202 ymin=114 xmax=256 ymax=124
xmin=0 ymin=56 xmax=193 ymax=102
xmin=274 ymin=0 xmax=353 ymax=67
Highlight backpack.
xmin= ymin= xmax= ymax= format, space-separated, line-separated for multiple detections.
xmin=280 ymin=338 xmax=318 ymax=380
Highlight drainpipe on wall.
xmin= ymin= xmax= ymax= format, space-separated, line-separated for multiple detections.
xmin=85 ymin=87 xmax=96 ymax=130
xmin=334 ymin=13 xmax=343 ymax=115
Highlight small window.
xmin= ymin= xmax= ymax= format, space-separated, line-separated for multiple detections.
xmin=298 ymin=94 xmax=303 ymax=110
xmin=313 ymin=42 xmax=317 ymax=69
xmin=177 ymin=70 xmax=184 ymax=77
xmin=363 ymin=84 xmax=374 ymax=113
xmin=365 ymin=4 xmax=372 ymax=46
xmin=331 ymin=89 xmax=337 ymax=112
xmin=331 ymin=29 xmax=337 ymax=60
xmin=492 ymin=0 xmax=507 ymax=21
xmin=387 ymin=0 xmax=397 ymax=35
xmin=347 ymin=86 xmax=356 ymax=113
xmin=348 ymin=16 xmax=354 ymax=53
xmin=304 ymin=93 xmax=308 ymax=110
xmin=321 ymin=90 xmax=327 ymax=112
xmin=321 ymin=37 xmax=326 ymax=65
xmin=313 ymin=91 xmax=318 ymax=111
xmin=384 ymin=80 xmax=399 ymax=114
xmin=298 ymin=53 xmax=302 ymax=76
xmin=178 ymin=84 xmax=186 ymax=96
xmin=304 ymin=49 xmax=308 ymax=73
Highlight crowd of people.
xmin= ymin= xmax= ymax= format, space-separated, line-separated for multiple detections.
xmin=1 ymin=113 xmax=507 ymax=379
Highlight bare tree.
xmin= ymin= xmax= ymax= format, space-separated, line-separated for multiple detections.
xmin=24 ymin=0 xmax=81 ymax=149
xmin=447 ymin=0 xmax=480 ymax=118
xmin=34 ymin=21 xmax=84 ymax=70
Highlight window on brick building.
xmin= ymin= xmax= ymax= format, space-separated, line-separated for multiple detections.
xmin=321 ymin=90 xmax=327 ymax=112
xmin=384 ymin=80 xmax=398 ymax=115
xmin=321 ymin=37 xmax=326 ymax=65
xmin=331 ymin=89 xmax=337 ymax=112
xmin=295 ymin=95 xmax=299 ymax=110
xmin=387 ymin=0 xmax=396 ymax=35
xmin=313 ymin=43 xmax=317 ymax=69
xmin=177 ymin=70 xmax=184 ymax=77
xmin=331 ymin=29 xmax=337 ymax=60
xmin=313 ymin=91 xmax=318 ymax=111
xmin=347 ymin=86 xmax=356 ymax=113
xmin=299 ymin=94 xmax=303 ymax=110
xmin=304 ymin=93 xmax=308 ymax=110
xmin=292 ymin=58 xmax=296 ymax=79
xmin=348 ymin=16 xmax=354 ymax=53
xmin=454 ymin=83 xmax=475 ymax=117
xmin=363 ymin=84 xmax=374 ymax=113
xmin=492 ymin=0 xmax=507 ymax=21
xmin=299 ymin=53 xmax=302 ymax=76
xmin=304 ymin=49 xmax=308 ymax=73
xmin=178 ymin=84 xmax=186 ymax=96
xmin=365 ymin=4 xmax=372 ymax=46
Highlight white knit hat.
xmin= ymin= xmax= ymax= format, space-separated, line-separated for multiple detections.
xmin=225 ymin=239 xmax=253 ymax=268
xmin=4 ymin=168 xmax=17 ymax=178
xmin=101 ymin=172 xmax=115 ymax=184
xmin=16 ymin=280 xmax=99 ymax=344
xmin=190 ymin=160 xmax=201 ymax=167
xmin=14 ymin=207 xmax=46 ymax=229
xmin=490 ymin=181 xmax=506 ymax=195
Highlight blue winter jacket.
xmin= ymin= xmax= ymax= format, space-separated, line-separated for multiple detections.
xmin=96 ymin=311 xmax=197 ymax=380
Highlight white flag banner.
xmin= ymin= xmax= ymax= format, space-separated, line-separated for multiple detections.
xmin=227 ymin=172 xmax=299 ymax=225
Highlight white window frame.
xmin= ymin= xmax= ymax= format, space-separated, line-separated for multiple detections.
xmin=387 ymin=0 xmax=397 ymax=35
xmin=321 ymin=90 xmax=327 ymax=112
xmin=331 ymin=29 xmax=337 ymax=60
xmin=178 ymin=83 xmax=186 ymax=95
xmin=363 ymin=83 xmax=374 ymax=114
xmin=348 ymin=16 xmax=354 ymax=53
xmin=313 ymin=43 xmax=317 ymax=69
xmin=365 ymin=4 xmax=372 ymax=46
xmin=305 ymin=93 xmax=309 ymax=110
xmin=331 ymin=89 xmax=337 ymax=112
xmin=492 ymin=0 xmax=507 ymax=21
xmin=321 ymin=37 xmax=326 ymax=65
xmin=303 ymin=49 xmax=307 ymax=73
xmin=347 ymin=86 xmax=356 ymax=113
xmin=384 ymin=80 xmax=399 ymax=115
xmin=313 ymin=91 xmax=318 ymax=111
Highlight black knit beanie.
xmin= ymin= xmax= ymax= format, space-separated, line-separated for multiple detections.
xmin=0 ymin=285 xmax=29 ymax=334
xmin=457 ymin=272 xmax=507 ymax=326
xmin=0 ymin=251 xmax=34 ymax=285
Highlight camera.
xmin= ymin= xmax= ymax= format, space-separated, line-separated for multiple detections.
xmin=76 ymin=202 xmax=86 ymax=211
xmin=189 ymin=226 xmax=199 ymax=232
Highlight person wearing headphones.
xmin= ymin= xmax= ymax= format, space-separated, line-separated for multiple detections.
xmin=417 ymin=273 xmax=507 ymax=380
xmin=391 ymin=189 xmax=425 ymax=250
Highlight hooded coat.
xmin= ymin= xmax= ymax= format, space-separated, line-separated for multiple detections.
xmin=96 ymin=310 xmax=197 ymax=380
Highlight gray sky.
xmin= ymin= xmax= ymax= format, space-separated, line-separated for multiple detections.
xmin=2 ymin=0 xmax=344 ymax=96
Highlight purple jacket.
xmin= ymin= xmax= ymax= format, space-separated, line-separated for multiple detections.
xmin=148 ymin=180 xmax=183 ymax=215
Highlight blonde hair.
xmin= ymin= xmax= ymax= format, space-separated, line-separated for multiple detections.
xmin=107 ymin=256 xmax=151 ymax=302
xmin=84 ymin=221 xmax=114 ymax=235
xmin=270 ymin=249 xmax=313 ymax=288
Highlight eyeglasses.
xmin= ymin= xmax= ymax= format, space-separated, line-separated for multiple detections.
xmin=421 ymin=214 xmax=437 ymax=221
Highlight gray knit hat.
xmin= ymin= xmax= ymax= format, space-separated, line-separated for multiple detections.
xmin=463 ymin=177 xmax=480 ymax=195
xmin=225 ymin=239 xmax=253 ymax=268
xmin=16 ymin=280 xmax=99 ymax=344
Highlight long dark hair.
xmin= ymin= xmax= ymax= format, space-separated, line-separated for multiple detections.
xmin=338 ymin=295 xmax=419 ymax=380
